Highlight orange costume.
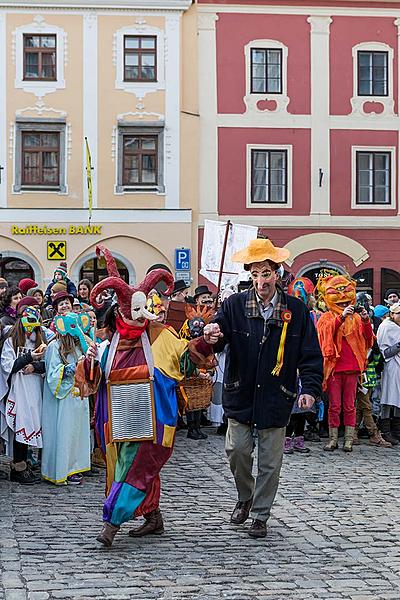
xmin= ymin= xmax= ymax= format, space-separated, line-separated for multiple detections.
xmin=316 ymin=275 xmax=373 ymax=452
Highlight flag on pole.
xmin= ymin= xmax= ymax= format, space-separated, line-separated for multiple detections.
xmin=85 ymin=137 xmax=93 ymax=223
xmin=200 ymin=220 xmax=258 ymax=289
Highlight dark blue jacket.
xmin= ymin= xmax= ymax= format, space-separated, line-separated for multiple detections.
xmin=213 ymin=287 xmax=323 ymax=429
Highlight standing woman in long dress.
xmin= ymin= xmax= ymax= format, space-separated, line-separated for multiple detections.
xmin=376 ymin=302 xmax=400 ymax=442
xmin=0 ymin=297 xmax=46 ymax=484
xmin=41 ymin=313 xmax=91 ymax=485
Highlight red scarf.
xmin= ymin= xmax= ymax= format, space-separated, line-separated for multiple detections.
xmin=116 ymin=315 xmax=148 ymax=340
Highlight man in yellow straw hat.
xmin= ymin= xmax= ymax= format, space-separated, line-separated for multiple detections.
xmin=203 ymin=238 xmax=323 ymax=538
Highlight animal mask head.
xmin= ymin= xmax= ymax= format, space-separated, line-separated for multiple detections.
xmin=90 ymin=245 xmax=174 ymax=322
xmin=287 ymin=277 xmax=315 ymax=305
xmin=20 ymin=306 xmax=41 ymax=333
xmin=316 ymin=275 xmax=356 ymax=315
xmin=181 ymin=304 xmax=215 ymax=339
xmin=54 ymin=312 xmax=91 ymax=353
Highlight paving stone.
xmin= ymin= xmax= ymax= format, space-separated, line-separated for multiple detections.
xmin=2 ymin=433 xmax=400 ymax=600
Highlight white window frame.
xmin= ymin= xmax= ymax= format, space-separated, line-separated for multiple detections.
xmin=114 ymin=26 xmax=165 ymax=99
xmin=244 ymin=40 xmax=289 ymax=115
xmin=351 ymin=42 xmax=394 ymax=117
xmin=13 ymin=119 xmax=68 ymax=195
xmin=246 ymin=143 xmax=293 ymax=209
xmin=115 ymin=121 xmax=165 ymax=194
xmin=351 ymin=145 xmax=396 ymax=210
xmin=13 ymin=18 xmax=66 ymax=96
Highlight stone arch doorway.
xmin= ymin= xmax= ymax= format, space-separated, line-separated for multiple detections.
xmin=0 ymin=256 xmax=34 ymax=287
xmin=297 ymin=261 xmax=345 ymax=286
xmin=381 ymin=268 xmax=400 ymax=301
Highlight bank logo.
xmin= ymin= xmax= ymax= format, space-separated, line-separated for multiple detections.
xmin=47 ymin=241 xmax=67 ymax=260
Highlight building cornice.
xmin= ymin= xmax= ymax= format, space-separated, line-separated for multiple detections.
xmin=0 ymin=0 xmax=192 ymax=11
xmin=197 ymin=3 xmax=400 ymax=16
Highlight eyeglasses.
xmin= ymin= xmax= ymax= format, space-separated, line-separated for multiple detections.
xmin=250 ymin=270 xmax=275 ymax=280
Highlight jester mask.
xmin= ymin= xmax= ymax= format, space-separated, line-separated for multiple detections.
xmin=287 ymin=277 xmax=315 ymax=305
xmin=54 ymin=312 xmax=91 ymax=353
xmin=90 ymin=245 xmax=174 ymax=326
xmin=146 ymin=292 xmax=166 ymax=322
xmin=21 ymin=306 xmax=41 ymax=334
xmin=316 ymin=275 xmax=356 ymax=316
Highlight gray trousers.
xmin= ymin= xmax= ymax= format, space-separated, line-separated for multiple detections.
xmin=225 ymin=418 xmax=285 ymax=522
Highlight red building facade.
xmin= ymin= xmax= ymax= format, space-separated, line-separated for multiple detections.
xmin=197 ymin=0 xmax=400 ymax=301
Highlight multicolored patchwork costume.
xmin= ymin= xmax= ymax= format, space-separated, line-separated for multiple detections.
xmin=79 ymin=246 xmax=212 ymax=546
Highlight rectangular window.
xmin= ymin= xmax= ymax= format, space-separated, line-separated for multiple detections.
xmin=124 ymin=35 xmax=157 ymax=82
xmin=251 ymin=149 xmax=287 ymax=203
xmin=358 ymin=51 xmax=388 ymax=96
xmin=23 ymin=34 xmax=56 ymax=81
xmin=356 ymin=151 xmax=391 ymax=204
xmin=122 ymin=135 xmax=158 ymax=186
xmin=21 ymin=131 xmax=60 ymax=188
xmin=250 ymin=48 xmax=282 ymax=94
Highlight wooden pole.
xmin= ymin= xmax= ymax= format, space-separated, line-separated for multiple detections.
xmin=216 ymin=220 xmax=231 ymax=301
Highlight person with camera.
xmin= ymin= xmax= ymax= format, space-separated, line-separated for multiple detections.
xmin=317 ymin=276 xmax=374 ymax=453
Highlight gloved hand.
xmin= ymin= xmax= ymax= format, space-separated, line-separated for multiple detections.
xmin=64 ymin=363 xmax=76 ymax=378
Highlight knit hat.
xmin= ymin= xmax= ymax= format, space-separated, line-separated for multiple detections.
xmin=18 ymin=278 xmax=38 ymax=295
xmin=53 ymin=262 xmax=68 ymax=281
xmin=384 ymin=288 xmax=399 ymax=300
xmin=16 ymin=296 xmax=40 ymax=315
xmin=51 ymin=281 xmax=67 ymax=295
xmin=374 ymin=304 xmax=389 ymax=319
xmin=27 ymin=287 xmax=44 ymax=298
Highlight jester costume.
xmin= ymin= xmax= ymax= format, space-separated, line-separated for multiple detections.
xmin=316 ymin=275 xmax=374 ymax=452
xmin=79 ymin=246 xmax=213 ymax=547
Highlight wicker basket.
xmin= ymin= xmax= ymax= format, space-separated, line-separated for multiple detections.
xmin=179 ymin=376 xmax=213 ymax=411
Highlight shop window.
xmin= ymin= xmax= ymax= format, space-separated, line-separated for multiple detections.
xmin=23 ymin=34 xmax=56 ymax=81
xmin=124 ymin=36 xmax=157 ymax=82
xmin=116 ymin=124 xmax=164 ymax=193
xmin=80 ymin=256 xmax=129 ymax=285
xmin=381 ymin=268 xmax=400 ymax=301
xmin=0 ymin=257 xmax=34 ymax=287
xmin=353 ymin=268 xmax=373 ymax=295
xmin=13 ymin=120 xmax=67 ymax=193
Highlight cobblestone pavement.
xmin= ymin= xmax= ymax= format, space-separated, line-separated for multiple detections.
xmin=1 ymin=430 xmax=400 ymax=600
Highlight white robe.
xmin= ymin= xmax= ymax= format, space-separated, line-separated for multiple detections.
xmin=377 ymin=318 xmax=400 ymax=408
xmin=0 ymin=333 xmax=44 ymax=452
xmin=41 ymin=339 xmax=90 ymax=484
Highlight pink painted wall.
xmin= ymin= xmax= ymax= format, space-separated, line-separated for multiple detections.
xmin=216 ymin=13 xmax=310 ymax=115
xmin=330 ymin=129 xmax=398 ymax=216
xmin=200 ymin=1 xmax=400 ymax=6
xmin=218 ymin=128 xmax=311 ymax=215
xmin=198 ymin=226 xmax=400 ymax=303
xmin=330 ymin=16 xmax=398 ymax=115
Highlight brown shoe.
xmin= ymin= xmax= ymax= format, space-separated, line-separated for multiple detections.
xmin=128 ymin=509 xmax=164 ymax=537
xmin=230 ymin=497 xmax=253 ymax=525
xmin=96 ymin=522 xmax=120 ymax=547
xmin=369 ymin=431 xmax=392 ymax=448
xmin=248 ymin=519 xmax=267 ymax=538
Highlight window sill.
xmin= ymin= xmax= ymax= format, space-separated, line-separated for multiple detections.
xmin=115 ymin=185 xmax=165 ymax=195
xmin=247 ymin=202 xmax=291 ymax=209
xmin=351 ymin=202 xmax=395 ymax=210
xmin=13 ymin=186 xmax=66 ymax=194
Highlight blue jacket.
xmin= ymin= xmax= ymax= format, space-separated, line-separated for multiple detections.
xmin=213 ymin=287 xmax=323 ymax=429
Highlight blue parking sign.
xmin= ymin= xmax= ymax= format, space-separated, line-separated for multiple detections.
xmin=175 ymin=248 xmax=191 ymax=271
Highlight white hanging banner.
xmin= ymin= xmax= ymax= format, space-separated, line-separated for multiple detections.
xmin=200 ymin=220 xmax=258 ymax=288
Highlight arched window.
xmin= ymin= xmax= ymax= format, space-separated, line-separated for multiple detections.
xmin=297 ymin=261 xmax=345 ymax=286
xmin=381 ymin=268 xmax=400 ymax=300
xmin=353 ymin=268 xmax=373 ymax=296
xmin=79 ymin=256 xmax=129 ymax=284
xmin=0 ymin=257 xmax=34 ymax=287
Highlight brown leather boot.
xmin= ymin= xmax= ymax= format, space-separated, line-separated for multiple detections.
xmin=230 ymin=497 xmax=253 ymax=525
xmin=128 ymin=509 xmax=164 ymax=537
xmin=96 ymin=522 xmax=120 ymax=547
xmin=369 ymin=430 xmax=392 ymax=448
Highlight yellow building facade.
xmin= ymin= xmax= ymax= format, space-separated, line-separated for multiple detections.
xmin=0 ymin=0 xmax=197 ymax=288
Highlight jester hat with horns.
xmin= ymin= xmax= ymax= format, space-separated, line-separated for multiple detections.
xmin=90 ymin=245 xmax=174 ymax=321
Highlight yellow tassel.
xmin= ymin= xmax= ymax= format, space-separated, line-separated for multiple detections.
xmin=272 ymin=321 xmax=289 ymax=377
